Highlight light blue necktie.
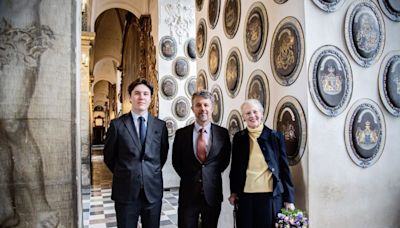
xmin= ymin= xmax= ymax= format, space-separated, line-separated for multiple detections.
xmin=138 ymin=116 xmax=146 ymax=145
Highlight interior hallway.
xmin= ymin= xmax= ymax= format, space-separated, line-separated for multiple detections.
xmin=83 ymin=146 xmax=179 ymax=228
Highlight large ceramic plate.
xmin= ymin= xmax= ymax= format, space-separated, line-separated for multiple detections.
xmin=271 ymin=16 xmax=304 ymax=86
xmin=164 ymin=117 xmax=178 ymax=137
xmin=273 ymin=96 xmax=307 ymax=166
xmin=208 ymin=0 xmax=221 ymax=29
xmin=378 ymin=51 xmax=400 ymax=117
xmin=159 ymin=36 xmax=177 ymax=60
xmin=225 ymin=47 xmax=243 ymax=98
xmin=244 ymin=2 xmax=268 ymax=62
xmin=196 ymin=19 xmax=207 ymax=58
xmin=185 ymin=38 xmax=196 ymax=61
xmin=160 ymin=75 xmax=178 ymax=100
xmin=173 ymin=57 xmax=190 ymax=79
xmin=311 ymin=0 xmax=345 ymax=12
xmin=172 ymin=96 xmax=191 ymax=120
xmin=223 ymin=0 xmax=241 ymax=39
xmin=378 ymin=0 xmax=400 ymax=22
xmin=345 ymin=99 xmax=386 ymax=168
xmin=185 ymin=76 xmax=197 ymax=98
xmin=245 ymin=69 xmax=270 ymax=121
xmin=345 ymin=0 xmax=385 ymax=68
xmin=208 ymin=36 xmax=222 ymax=80
xmin=211 ymin=85 xmax=224 ymax=125
xmin=226 ymin=109 xmax=244 ymax=139
xmin=197 ymin=69 xmax=208 ymax=91
xmin=309 ymin=45 xmax=353 ymax=116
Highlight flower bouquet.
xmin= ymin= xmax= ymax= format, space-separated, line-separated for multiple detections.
xmin=275 ymin=208 xmax=308 ymax=228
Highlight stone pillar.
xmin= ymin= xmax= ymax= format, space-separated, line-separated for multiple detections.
xmin=81 ymin=32 xmax=95 ymax=191
xmin=0 ymin=0 xmax=79 ymax=227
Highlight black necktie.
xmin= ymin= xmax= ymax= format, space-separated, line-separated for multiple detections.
xmin=138 ymin=116 xmax=146 ymax=145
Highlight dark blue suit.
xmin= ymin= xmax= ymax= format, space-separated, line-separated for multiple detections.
xmin=172 ymin=123 xmax=231 ymax=228
xmin=229 ymin=126 xmax=294 ymax=227
xmin=104 ymin=113 xmax=169 ymax=228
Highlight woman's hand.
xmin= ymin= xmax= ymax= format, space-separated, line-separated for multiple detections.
xmin=284 ymin=202 xmax=295 ymax=210
xmin=229 ymin=193 xmax=238 ymax=205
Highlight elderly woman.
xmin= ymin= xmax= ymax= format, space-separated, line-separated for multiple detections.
xmin=229 ymin=99 xmax=295 ymax=228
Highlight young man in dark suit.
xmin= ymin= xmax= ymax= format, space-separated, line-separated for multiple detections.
xmin=104 ymin=78 xmax=169 ymax=228
xmin=172 ymin=90 xmax=231 ymax=228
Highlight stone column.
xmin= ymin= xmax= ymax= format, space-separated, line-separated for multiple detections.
xmin=0 ymin=0 xmax=79 ymax=227
xmin=81 ymin=32 xmax=95 ymax=191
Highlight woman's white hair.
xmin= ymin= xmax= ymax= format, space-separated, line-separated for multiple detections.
xmin=240 ymin=99 xmax=264 ymax=115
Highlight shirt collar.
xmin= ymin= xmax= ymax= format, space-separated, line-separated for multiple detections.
xmin=131 ymin=111 xmax=149 ymax=122
xmin=194 ymin=122 xmax=211 ymax=134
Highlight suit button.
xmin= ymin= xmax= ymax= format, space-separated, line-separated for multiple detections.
xmin=199 ymin=179 xmax=202 ymax=183
xmin=271 ymin=168 xmax=275 ymax=172
xmin=202 ymin=165 xmax=205 ymax=168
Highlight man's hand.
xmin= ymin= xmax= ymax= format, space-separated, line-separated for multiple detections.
xmin=229 ymin=193 xmax=238 ymax=206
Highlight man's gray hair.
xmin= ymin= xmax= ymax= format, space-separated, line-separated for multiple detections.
xmin=191 ymin=90 xmax=214 ymax=104
xmin=240 ymin=99 xmax=264 ymax=115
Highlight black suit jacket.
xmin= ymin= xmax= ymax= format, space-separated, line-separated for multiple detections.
xmin=104 ymin=113 xmax=169 ymax=204
xmin=230 ymin=126 xmax=295 ymax=205
xmin=172 ymin=123 xmax=231 ymax=206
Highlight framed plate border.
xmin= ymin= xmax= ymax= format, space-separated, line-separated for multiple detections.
xmin=308 ymin=45 xmax=353 ymax=116
xmin=378 ymin=51 xmax=400 ymax=117
xmin=273 ymin=96 xmax=307 ymax=166
xmin=225 ymin=47 xmax=243 ymax=98
xmin=344 ymin=0 xmax=385 ymax=68
xmin=270 ymin=16 xmax=305 ymax=86
xmin=344 ymin=98 xmax=386 ymax=168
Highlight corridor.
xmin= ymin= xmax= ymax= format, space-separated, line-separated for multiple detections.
xmin=83 ymin=146 xmax=179 ymax=228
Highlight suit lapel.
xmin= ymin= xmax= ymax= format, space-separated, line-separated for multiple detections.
xmin=207 ymin=124 xmax=216 ymax=159
xmin=122 ymin=114 xmax=141 ymax=149
xmin=144 ymin=115 xmax=156 ymax=149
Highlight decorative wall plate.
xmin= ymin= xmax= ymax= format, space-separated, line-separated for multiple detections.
xmin=185 ymin=76 xmax=197 ymax=98
xmin=378 ymin=0 xmax=400 ymax=22
xmin=173 ymin=57 xmax=190 ymax=79
xmin=311 ymin=0 xmax=345 ymax=12
xmin=186 ymin=117 xmax=195 ymax=126
xmin=245 ymin=69 xmax=270 ymax=120
xmin=274 ymin=0 xmax=288 ymax=4
xmin=273 ymin=96 xmax=307 ymax=166
xmin=196 ymin=19 xmax=207 ymax=58
xmin=208 ymin=36 xmax=222 ymax=80
xmin=172 ymin=96 xmax=191 ymax=120
xmin=160 ymin=75 xmax=178 ymax=100
xmin=185 ymin=38 xmax=196 ymax=60
xmin=244 ymin=2 xmax=268 ymax=62
xmin=196 ymin=0 xmax=204 ymax=11
xmin=309 ymin=45 xmax=353 ymax=116
xmin=223 ymin=0 xmax=241 ymax=39
xmin=226 ymin=109 xmax=244 ymax=139
xmin=208 ymin=0 xmax=221 ymax=29
xmin=197 ymin=70 xmax=208 ymax=91
xmin=271 ymin=16 xmax=304 ymax=86
xmin=225 ymin=47 xmax=243 ymax=98
xmin=164 ymin=117 xmax=178 ymax=137
xmin=211 ymin=85 xmax=224 ymax=125
xmin=159 ymin=36 xmax=177 ymax=60
xmin=345 ymin=99 xmax=386 ymax=168
xmin=345 ymin=0 xmax=385 ymax=68
xmin=378 ymin=51 xmax=400 ymax=117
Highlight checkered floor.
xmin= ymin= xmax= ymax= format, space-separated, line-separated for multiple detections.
xmin=82 ymin=183 xmax=179 ymax=228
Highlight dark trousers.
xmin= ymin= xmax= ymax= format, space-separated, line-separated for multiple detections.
xmin=178 ymin=190 xmax=221 ymax=228
xmin=236 ymin=192 xmax=275 ymax=228
xmin=114 ymin=190 xmax=162 ymax=228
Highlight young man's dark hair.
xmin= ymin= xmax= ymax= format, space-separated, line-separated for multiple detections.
xmin=128 ymin=78 xmax=154 ymax=95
